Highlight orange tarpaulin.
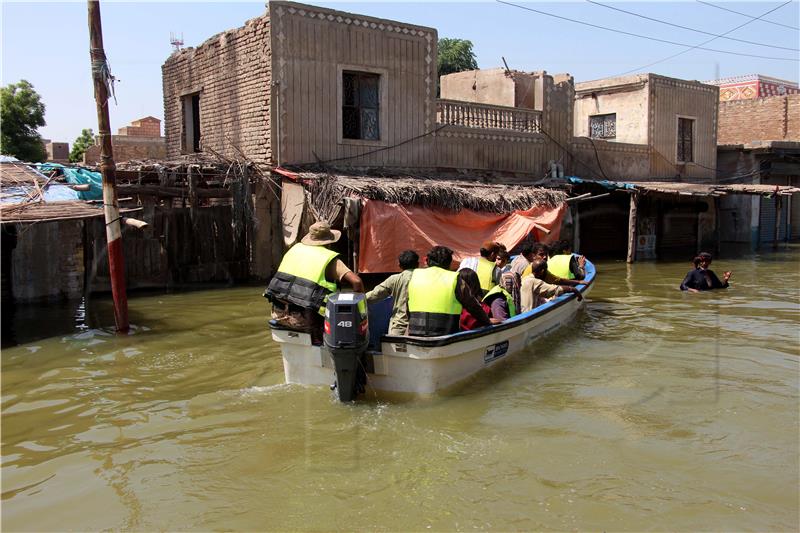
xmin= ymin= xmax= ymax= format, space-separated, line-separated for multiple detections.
xmin=358 ymin=199 xmax=565 ymax=273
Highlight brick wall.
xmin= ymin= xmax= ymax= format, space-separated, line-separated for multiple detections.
xmin=118 ymin=124 xmax=161 ymax=137
xmin=718 ymin=94 xmax=800 ymax=144
xmin=84 ymin=136 xmax=166 ymax=165
xmin=161 ymin=14 xmax=271 ymax=164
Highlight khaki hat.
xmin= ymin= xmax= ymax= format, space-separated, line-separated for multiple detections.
xmin=301 ymin=221 xmax=341 ymax=246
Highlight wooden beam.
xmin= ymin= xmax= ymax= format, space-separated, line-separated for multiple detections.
xmin=773 ymin=195 xmax=782 ymax=249
xmin=626 ymin=192 xmax=639 ymax=263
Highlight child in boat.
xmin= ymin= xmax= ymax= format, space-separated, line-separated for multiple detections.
xmin=680 ymin=252 xmax=731 ymax=292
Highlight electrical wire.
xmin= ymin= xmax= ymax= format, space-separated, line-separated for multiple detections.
xmin=615 ymin=0 xmax=797 ymax=76
xmin=697 ymin=0 xmax=800 ymax=31
xmin=586 ymin=0 xmax=799 ymax=52
xmin=312 ymin=124 xmax=449 ymax=165
xmin=495 ymin=0 xmax=798 ymax=62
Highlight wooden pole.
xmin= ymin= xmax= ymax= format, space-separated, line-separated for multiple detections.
xmin=773 ymin=195 xmax=782 ymax=249
xmin=88 ymin=0 xmax=129 ymax=333
xmin=626 ymin=192 xmax=639 ymax=263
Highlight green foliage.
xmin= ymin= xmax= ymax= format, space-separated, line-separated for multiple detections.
xmin=69 ymin=128 xmax=95 ymax=164
xmin=437 ymin=38 xmax=478 ymax=78
xmin=0 ymin=80 xmax=46 ymax=162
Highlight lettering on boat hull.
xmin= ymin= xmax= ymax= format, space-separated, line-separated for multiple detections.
xmin=484 ymin=341 xmax=509 ymax=364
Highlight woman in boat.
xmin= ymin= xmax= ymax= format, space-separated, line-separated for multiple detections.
xmin=680 ymin=252 xmax=731 ymax=292
xmin=459 ymin=269 xmax=503 ymax=331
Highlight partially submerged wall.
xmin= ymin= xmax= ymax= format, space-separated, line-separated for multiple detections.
xmin=7 ymin=221 xmax=84 ymax=301
xmin=162 ymin=14 xmax=272 ymax=163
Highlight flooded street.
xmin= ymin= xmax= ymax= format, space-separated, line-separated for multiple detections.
xmin=2 ymin=248 xmax=798 ymax=531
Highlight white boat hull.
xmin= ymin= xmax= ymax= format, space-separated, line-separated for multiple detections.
xmin=272 ymin=265 xmax=595 ymax=396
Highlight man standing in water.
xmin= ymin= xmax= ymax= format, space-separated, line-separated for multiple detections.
xmin=265 ymin=221 xmax=364 ymax=343
xmin=680 ymin=252 xmax=731 ymax=292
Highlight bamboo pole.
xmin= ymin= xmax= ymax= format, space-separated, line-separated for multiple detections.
xmin=88 ymin=0 xmax=128 ymax=333
xmin=626 ymin=192 xmax=639 ymax=264
xmin=773 ymin=195 xmax=782 ymax=249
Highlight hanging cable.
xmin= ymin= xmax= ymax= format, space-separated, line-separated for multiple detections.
xmin=697 ymin=0 xmax=799 ymax=31
xmin=495 ymin=0 xmax=798 ymax=62
xmin=586 ymin=0 xmax=798 ymax=51
xmin=615 ymin=0 xmax=797 ymax=76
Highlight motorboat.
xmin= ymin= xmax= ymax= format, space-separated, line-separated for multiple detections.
xmin=269 ymin=260 xmax=595 ymax=400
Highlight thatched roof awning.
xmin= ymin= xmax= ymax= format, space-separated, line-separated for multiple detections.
xmin=565 ymin=176 xmax=800 ymax=197
xmin=276 ymin=169 xmax=566 ymax=215
xmin=0 ymin=201 xmax=142 ymax=225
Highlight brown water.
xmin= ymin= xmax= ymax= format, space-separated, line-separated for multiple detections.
xmin=2 ymin=248 xmax=799 ymax=531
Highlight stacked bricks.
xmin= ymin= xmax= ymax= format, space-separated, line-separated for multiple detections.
xmin=718 ymin=94 xmax=800 ymax=145
xmin=117 ymin=117 xmax=162 ymax=137
xmin=161 ymin=14 xmax=272 ymax=164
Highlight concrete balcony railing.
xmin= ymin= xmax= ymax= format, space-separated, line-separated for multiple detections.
xmin=436 ymin=99 xmax=542 ymax=133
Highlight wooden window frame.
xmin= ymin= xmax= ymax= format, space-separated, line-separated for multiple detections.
xmin=336 ymin=65 xmax=388 ymax=147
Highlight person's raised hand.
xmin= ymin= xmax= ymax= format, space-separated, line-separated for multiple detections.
xmin=723 ymin=271 xmax=732 ymax=282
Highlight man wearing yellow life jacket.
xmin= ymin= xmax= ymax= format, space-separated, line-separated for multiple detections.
xmin=408 ymin=246 xmax=491 ymax=337
xmin=265 ymin=221 xmax=364 ymax=343
xmin=457 ymin=240 xmax=506 ymax=296
xmin=546 ymin=239 xmax=586 ymax=281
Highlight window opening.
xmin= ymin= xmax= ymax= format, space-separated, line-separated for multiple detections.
xmin=589 ymin=113 xmax=616 ymax=139
xmin=342 ymin=72 xmax=380 ymax=141
xmin=182 ymin=93 xmax=201 ymax=153
xmin=677 ymin=117 xmax=694 ymax=163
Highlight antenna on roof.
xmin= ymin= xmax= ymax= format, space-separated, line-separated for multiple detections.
xmin=170 ymin=32 xmax=184 ymax=52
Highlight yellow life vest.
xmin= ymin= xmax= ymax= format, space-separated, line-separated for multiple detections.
xmin=547 ymin=254 xmax=574 ymax=280
xmin=475 ymin=257 xmax=497 ymax=293
xmin=265 ymin=243 xmax=339 ymax=315
xmin=483 ymin=285 xmax=517 ymax=317
xmin=407 ymin=266 xmax=462 ymax=336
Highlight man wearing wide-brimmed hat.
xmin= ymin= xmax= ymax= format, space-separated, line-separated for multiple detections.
xmin=265 ymin=221 xmax=364 ymax=342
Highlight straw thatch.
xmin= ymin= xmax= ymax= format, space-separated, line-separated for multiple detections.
xmin=294 ymin=171 xmax=566 ymax=220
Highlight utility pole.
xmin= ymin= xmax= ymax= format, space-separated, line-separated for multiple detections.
xmin=87 ymin=0 xmax=129 ymax=333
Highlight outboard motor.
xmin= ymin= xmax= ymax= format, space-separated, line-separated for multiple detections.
xmin=323 ymin=292 xmax=369 ymax=402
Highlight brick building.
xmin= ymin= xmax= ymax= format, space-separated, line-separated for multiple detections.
xmin=41 ymin=140 xmax=69 ymax=164
xmin=117 ymin=116 xmax=162 ymax=137
xmin=705 ymin=74 xmax=799 ymax=102
xmin=84 ymin=116 xmax=166 ymax=165
xmin=717 ymin=93 xmax=800 ymax=145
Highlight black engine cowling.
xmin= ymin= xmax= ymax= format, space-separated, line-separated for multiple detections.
xmin=323 ymin=292 xmax=369 ymax=402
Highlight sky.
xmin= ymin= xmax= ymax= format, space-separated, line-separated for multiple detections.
xmin=2 ymin=0 xmax=798 ymax=144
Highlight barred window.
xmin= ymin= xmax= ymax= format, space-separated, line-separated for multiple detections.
xmin=342 ymin=72 xmax=380 ymax=141
xmin=589 ymin=113 xmax=616 ymax=139
xmin=677 ymin=117 xmax=694 ymax=163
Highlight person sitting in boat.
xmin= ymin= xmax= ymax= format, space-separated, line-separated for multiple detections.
xmin=265 ymin=220 xmax=364 ymax=344
xmin=459 ymin=269 xmax=503 ymax=330
xmin=547 ymin=239 xmax=586 ymax=280
xmin=457 ymin=240 xmax=506 ymax=296
xmin=365 ymin=250 xmax=419 ymax=336
xmin=408 ymin=246 xmax=491 ymax=337
xmin=520 ymin=258 xmax=583 ymax=313
xmin=521 ymin=243 xmax=588 ymax=289
xmin=496 ymin=249 xmax=511 ymax=273
xmin=483 ymin=283 xmax=517 ymax=322
xmin=680 ymin=252 xmax=731 ymax=292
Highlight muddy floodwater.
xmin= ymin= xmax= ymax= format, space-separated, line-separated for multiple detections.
xmin=2 ymin=247 xmax=798 ymax=531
